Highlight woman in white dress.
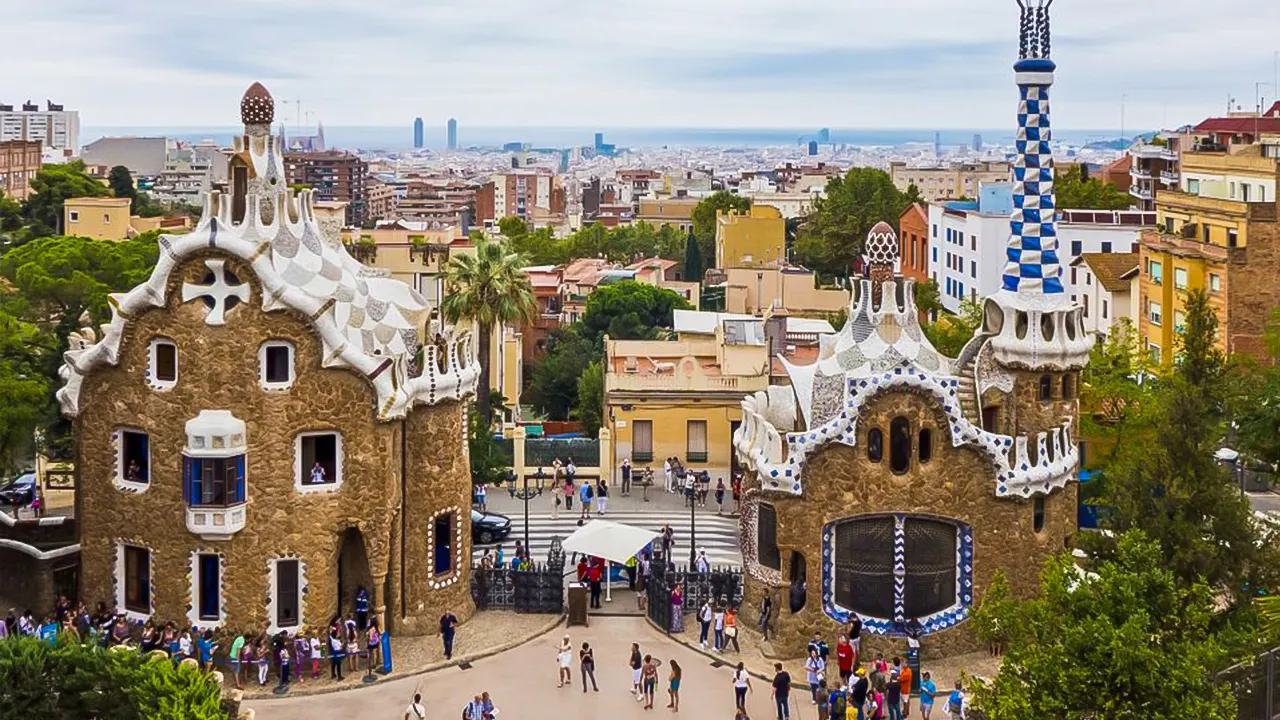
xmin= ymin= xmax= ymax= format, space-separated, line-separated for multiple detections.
xmin=556 ymin=634 xmax=573 ymax=688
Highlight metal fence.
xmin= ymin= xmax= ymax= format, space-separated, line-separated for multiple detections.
xmin=470 ymin=565 xmax=565 ymax=614
xmin=526 ymin=438 xmax=600 ymax=468
xmin=645 ymin=562 xmax=743 ymax=632
xmin=1219 ymin=647 xmax=1280 ymax=720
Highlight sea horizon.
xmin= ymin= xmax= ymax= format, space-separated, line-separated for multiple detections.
xmin=81 ymin=125 xmax=1142 ymax=153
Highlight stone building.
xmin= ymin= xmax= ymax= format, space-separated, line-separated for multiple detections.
xmin=57 ymin=83 xmax=481 ymax=637
xmin=732 ymin=1 xmax=1091 ymax=659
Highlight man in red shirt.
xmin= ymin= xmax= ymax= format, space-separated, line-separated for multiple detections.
xmin=835 ymin=636 xmax=854 ymax=683
xmin=587 ymin=558 xmax=604 ymax=609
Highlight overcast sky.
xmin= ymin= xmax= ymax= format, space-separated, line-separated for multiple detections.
xmin=6 ymin=0 xmax=1280 ymax=130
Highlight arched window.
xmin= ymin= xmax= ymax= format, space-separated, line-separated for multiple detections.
xmin=1038 ymin=375 xmax=1053 ymax=402
xmin=890 ymin=417 xmax=912 ymax=474
xmin=789 ymin=551 xmax=807 ymax=614
xmin=867 ymin=428 xmax=884 ymax=463
xmin=1061 ymin=374 xmax=1073 ymax=400
xmin=1033 ymin=497 xmax=1046 ymax=533
xmin=758 ymin=502 xmax=781 ymax=571
xmin=918 ymin=428 xmax=933 ymax=464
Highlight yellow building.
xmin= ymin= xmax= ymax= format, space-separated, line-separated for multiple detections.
xmin=339 ymin=223 xmax=468 ymax=306
xmin=605 ymin=318 xmax=771 ymax=481
xmin=719 ymin=264 xmax=847 ymax=316
xmin=635 ymin=198 xmax=699 ymax=233
xmin=1138 ymin=122 xmax=1280 ymax=363
xmin=715 ymin=205 xmax=786 ymax=269
xmin=64 ymin=197 xmax=132 ymax=240
xmin=888 ymin=161 xmax=1010 ymax=201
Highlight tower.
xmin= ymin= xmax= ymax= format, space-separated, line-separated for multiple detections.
xmin=413 ymin=117 xmax=424 ymax=149
xmin=228 ymin=82 xmax=286 ymax=224
xmin=447 ymin=118 xmax=457 ymax=150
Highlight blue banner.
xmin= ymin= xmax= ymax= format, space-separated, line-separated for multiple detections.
xmin=381 ymin=632 xmax=392 ymax=674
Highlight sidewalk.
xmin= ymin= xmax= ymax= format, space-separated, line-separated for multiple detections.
xmin=484 ymin=478 xmax=742 ymax=517
xmin=239 ymin=611 xmax=563 ymax=700
xmin=649 ymin=616 xmax=1001 ymax=696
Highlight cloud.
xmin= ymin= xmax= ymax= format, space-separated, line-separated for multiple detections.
xmin=4 ymin=0 xmax=1279 ymax=131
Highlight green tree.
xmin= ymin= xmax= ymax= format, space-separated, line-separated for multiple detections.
xmin=970 ymin=531 xmax=1236 ymax=720
xmin=0 ymin=189 xmax=22 ymax=234
xmin=0 ymin=313 xmax=53 ymax=472
xmin=682 ymin=231 xmax=703 ymax=284
xmin=690 ymin=191 xmax=750 ymax=267
xmin=526 ymin=326 xmax=600 ymax=421
xmin=1079 ymin=317 xmax=1158 ymax=466
xmin=1055 ymin=164 xmax=1131 ymax=210
xmin=107 ymin=165 xmax=138 ymax=206
xmin=792 ymin=167 xmax=911 ymax=277
xmin=21 ymin=160 xmax=112 ymax=238
xmin=573 ymin=359 xmax=605 ymax=437
xmin=467 ymin=398 xmax=512 ymax=487
xmin=921 ymin=299 xmax=982 ymax=357
xmin=0 ymin=635 xmax=229 ymax=719
xmin=1228 ymin=308 xmax=1280 ymax=466
xmin=913 ymin=278 xmax=944 ymax=321
xmin=440 ymin=238 xmax=536 ymax=426
xmin=579 ymin=280 xmax=691 ymax=345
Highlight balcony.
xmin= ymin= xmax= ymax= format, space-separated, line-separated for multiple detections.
xmin=608 ymin=371 xmax=767 ymax=394
xmin=1159 ymin=171 xmax=1179 ymax=185
xmin=1132 ymin=145 xmax=1178 ymax=162
xmin=1129 ymin=185 xmax=1153 ymax=200
xmin=186 ymin=505 xmax=247 ymax=541
xmin=1129 ymin=166 xmax=1153 ymax=181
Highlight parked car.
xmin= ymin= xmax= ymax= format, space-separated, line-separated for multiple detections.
xmin=0 ymin=472 xmax=37 ymax=508
xmin=471 ymin=509 xmax=512 ymax=544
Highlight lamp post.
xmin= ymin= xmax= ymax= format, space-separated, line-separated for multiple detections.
xmin=508 ymin=470 xmax=541 ymax=557
xmin=689 ymin=471 xmax=698 ymax=568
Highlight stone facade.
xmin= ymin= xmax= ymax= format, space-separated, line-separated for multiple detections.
xmin=73 ymin=250 xmax=473 ymax=634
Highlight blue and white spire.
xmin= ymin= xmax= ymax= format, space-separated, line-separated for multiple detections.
xmin=1003 ymin=0 xmax=1061 ymax=295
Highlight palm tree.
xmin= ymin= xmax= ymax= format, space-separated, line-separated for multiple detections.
xmin=441 ymin=238 xmax=536 ymax=427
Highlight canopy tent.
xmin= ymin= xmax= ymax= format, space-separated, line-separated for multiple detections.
xmin=561 ymin=520 xmax=659 ymax=603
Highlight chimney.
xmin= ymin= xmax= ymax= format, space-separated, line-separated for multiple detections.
xmin=764 ymin=306 xmax=789 ymax=360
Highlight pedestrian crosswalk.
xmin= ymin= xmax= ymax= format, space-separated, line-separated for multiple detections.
xmin=471 ymin=510 xmax=743 ymax=568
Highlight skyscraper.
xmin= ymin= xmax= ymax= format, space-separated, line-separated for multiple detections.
xmin=817 ymin=128 xmax=830 ymax=143
xmin=447 ymin=118 xmax=457 ymax=150
xmin=972 ymin=133 xmax=983 ymax=152
xmin=934 ymin=131 xmax=942 ymax=158
xmin=413 ymin=118 xmax=424 ymax=149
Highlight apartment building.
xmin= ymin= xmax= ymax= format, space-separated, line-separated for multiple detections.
xmin=284 ymin=151 xmax=367 ymax=226
xmin=715 ymin=205 xmax=786 ymax=269
xmin=338 ymin=222 xmax=470 ymax=306
xmin=1138 ymin=104 xmax=1280 ymax=363
xmin=1128 ymin=135 xmax=1182 ymax=212
xmin=150 ymin=141 xmax=227 ymax=205
xmin=365 ymin=177 xmax=396 ymax=222
xmin=1070 ymin=253 xmax=1140 ymax=339
xmin=890 ymin=160 xmax=1010 ymax=201
xmin=0 ymin=140 xmax=41 ymax=200
xmin=635 ymin=197 xmax=698 ymax=233
xmin=81 ymin=136 xmax=170 ymax=177
xmin=476 ymin=171 xmax=565 ymax=228
xmin=64 ymin=197 xmax=132 ymax=240
xmin=396 ymin=176 xmax=476 ymax=229
xmin=0 ymin=101 xmax=79 ymax=158
xmin=898 ymin=203 xmax=930 ymax=286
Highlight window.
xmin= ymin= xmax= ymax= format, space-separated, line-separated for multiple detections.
xmin=1033 ymin=498 xmax=1046 ymax=533
xmin=1062 ymin=374 xmax=1073 ymax=400
xmin=1148 ymin=343 xmax=1162 ymax=364
xmin=970 ymin=235 xmax=975 ymax=251
xmin=184 ymin=456 xmax=246 ymax=507
xmin=918 ymin=429 xmax=933 ymax=464
xmin=1102 ymin=299 xmax=1109 ymax=319
xmin=118 ymin=430 xmax=150 ymax=487
xmin=1227 ymin=229 xmax=1238 ymax=248
xmin=123 ymin=545 xmax=151 ymax=615
xmin=982 ymin=406 xmax=999 ymax=432
xmin=1173 ymin=267 xmax=1188 ymax=290
xmin=260 ymin=342 xmax=295 ymax=389
xmin=196 ymin=554 xmax=220 ymax=622
xmin=1039 ymin=375 xmax=1053 ymax=402
xmin=889 ymin=417 xmax=912 ymax=474
xmin=433 ymin=512 xmax=455 ymax=575
xmin=1242 ymin=184 xmax=1250 ymax=202
xmin=1071 ymin=267 xmax=1077 ymax=284
xmin=1083 ymin=294 xmax=1089 ymax=317
xmin=1071 ymin=240 xmax=1082 ymax=256
xmin=757 ymin=502 xmax=781 ymax=571
xmin=686 ymin=420 xmax=708 ymax=463
xmin=1209 ymin=274 xmax=1221 ymax=293
xmin=68 ymin=210 xmax=79 ymax=222
xmin=1174 ymin=310 xmax=1186 ymax=334
xmin=1230 ymin=182 xmax=1236 ymax=198
xmin=1150 ymin=261 xmax=1163 ymax=285
xmin=932 ymin=247 xmax=937 ymax=263
xmin=273 ymin=559 xmax=301 ymax=630
xmin=1101 ymin=242 xmax=1112 ymax=253
xmin=931 ymin=224 xmax=937 ymax=238
xmin=632 ymin=420 xmax=653 ymax=462
xmin=103 ymin=213 xmax=111 ymax=224
xmin=145 ymin=339 xmax=178 ymax=388
xmin=1149 ymin=301 xmax=1162 ymax=326
xmin=867 ymin=428 xmax=884 ymax=463
xmin=832 ymin=516 xmax=959 ymax=621
xmin=296 ymin=432 xmax=341 ymax=491
xmin=970 ymin=260 xmax=976 ymax=279
xmin=1188 ymin=178 xmax=1200 ymax=194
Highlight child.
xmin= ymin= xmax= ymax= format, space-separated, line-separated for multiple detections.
xmin=277 ymin=643 xmax=291 ymax=689
xmin=256 ymin=638 xmax=270 ymax=686
xmin=293 ymin=631 xmax=310 ymax=685
xmin=346 ymin=625 xmax=360 ymax=674
xmin=310 ymin=632 xmax=323 ymax=679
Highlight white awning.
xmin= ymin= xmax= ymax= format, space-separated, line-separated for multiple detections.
xmin=559 ymin=520 xmax=658 ymax=565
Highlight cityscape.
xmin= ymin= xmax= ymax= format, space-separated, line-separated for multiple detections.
xmin=2 ymin=1 xmax=1280 ymax=720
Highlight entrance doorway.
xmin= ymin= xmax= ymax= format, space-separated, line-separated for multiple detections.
xmin=336 ymin=527 xmax=372 ymax=621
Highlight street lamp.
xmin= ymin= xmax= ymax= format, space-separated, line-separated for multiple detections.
xmin=508 ymin=470 xmax=541 ymax=557
xmin=689 ymin=471 xmax=698 ymax=568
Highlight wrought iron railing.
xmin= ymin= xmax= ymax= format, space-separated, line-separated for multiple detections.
xmin=1218 ymin=646 xmax=1279 ymax=720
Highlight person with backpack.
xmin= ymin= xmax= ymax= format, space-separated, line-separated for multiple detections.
xmin=828 ymin=681 xmax=849 ymax=720
xmin=578 ymin=480 xmax=592 ymax=523
xmin=884 ymin=665 xmax=902 ymax=720
xmin=946 ymin=680 xmax=965 ymax=720
xmin=850 ymin=668 xmax=869 ymax=720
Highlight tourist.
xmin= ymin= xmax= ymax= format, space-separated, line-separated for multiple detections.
xmin=885 ymin=662 xmax=902 ymax=720
xmin=405 ymin=692 xmax=427 ymax=720
xmin=919 ymin=671 xmax=936 ymax=720
xmin=587 ymin=558 xmax=603 ymax=609
xmin=661 ymin=524 xmax=675 ymax=561
xmin=641 ymin=654 xmax=662 ymax=709
xmin=578 ymin=479 xmax=593 ymax=523
xmin=556 ymin=633 xmax=573 ymax=687
xmin=670 ymin=584 xmax=684 ymax=632
xmin=563 ymin=473 xmax=574 ymax=511
xmin=139 ymin=621 xmax=157 ymax=653
xmin=177 ymin=629 xmax=194 ymax=661
xmin=695 ymin=548 xmax=710 ymax=574
xmin=872 ymin=651 xmax=887 ymax=676
xmin=310 ymin=461 xmax=326 ymax=485
xmin=666 ymin=659 xmax=682 ymax=711
xmin=847 ymin=617 xmax=863 ymax=664
xmin=897 ymin=658 xmax=912 ymax=718
xmin=566 ymin=457 xmax=577 ymax=485
xmin=732 ymin=661 xmax=752 ymax=709
xmin=346 ymin=624 xmax=360 ymax=673
xmin=553 ymin=457 xmax=564 ymax=488
xmin=817 ymin=678 xmax=831 ymax=720
xmin=440 ymin=610 xmax=458 ymax=660
xmin=579 ymin=641 xmax=598 ymax=692
xmin=713 ymin=602 xmax=726 ymax=651
xmin=836 ymin=636 xmax=854 ymax=683
xmin=723 ymin=605 xmax=741 ymax=652
xmin=829 ymin=679 xmax=849 ymax=720
xmin=367 ymin=619 xmax=382 ymax=675
xmin=697 ymin=599 xmax=713 ymax=649
xmin=355 ymin=585 xmax=370 ymax=629
xmin=596 ymin=478 xmax=608 ymax=515
xmin=758 ymin=593 xmax=773 ymax=642
xmin=277 ymin=641 xmax=292 ymax=689
xmin=197 ymin=629 xmax=216 ymax=672
xmin=946 ymin=681 xmax=965 ymax=720
xmin=715 ymin=477 xmax=726 ymax=514
xmin=229 ymin=632 xmax=246 ymax=689
xmin=663 ymin=457 xmax=673 ymax=493
xmin=770 ymin=662 xmax=792 ymax=720
xmin=851 ymin=668 xmax=869 ymax=720
xmin=621 ymin=457 xmax=632 ymax=497
xmin=683 ymin=471 xmax=696 ymax=508
xmin=808 ymin=632 xmax=830 ymax=663
xmin=465 ymin=694 xmax=486 ymax=720
xmin=552 ymin=480 xmax=562 ymax=519
xmin=867 ymin=683 xmax=884 ymax=720
xmin=328 ymin=626 xmax=344 ymax=680
xmin=629 ymin=642 xmax=644 ymax=700
xmin=481 ymin=691 xmax=497 ymax=719
xmin=240 ymin=640 xmax=256 ymax=688
xmin=731 ymin=472 xmax=742 ymax=513
xmin=256 ymin=637 xmax=270 ymax=686
xmin=309 ymin=631 xmax=323 ymax=679
xmin=476 ymin=482 xmax=488 ymax=512
xmin=805 ymin=648 xmax=826 ymax=704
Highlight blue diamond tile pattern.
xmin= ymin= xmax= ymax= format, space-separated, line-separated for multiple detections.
xmin=1002 ymin=83 xmax=1064 ymax=295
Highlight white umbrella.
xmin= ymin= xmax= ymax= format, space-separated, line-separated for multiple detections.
xmin=561 ymin=520 xmax=659 ymax=602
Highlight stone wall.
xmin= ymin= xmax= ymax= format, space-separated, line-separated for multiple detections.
xmin=0 ymin=548 xmax=78 ymax=612
xmin=741 ymin=389 xmax=1076 ymax=660
xmin=1228 ymin=219 xmax=1280 ymax=359
xmin=75 ymin=250 xmax=468 ymax=635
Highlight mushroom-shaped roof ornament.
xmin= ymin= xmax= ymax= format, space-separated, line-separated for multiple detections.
xmin=240 ymin=82 xmax=275 ymax=125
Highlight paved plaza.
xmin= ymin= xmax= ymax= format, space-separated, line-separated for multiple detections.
xmin=246 ymin=616 xmax=774 ymax=720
